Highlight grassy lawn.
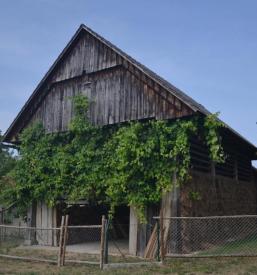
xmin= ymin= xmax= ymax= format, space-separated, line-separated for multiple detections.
xmin=198 ymin=235 xmax=257 ymax=256
xmin=0 ymin=245 xmax=150 ymax=264
xmin=1 ymin=257 xmax=257 ymax=274
xmin=0 ymin=240 xmax=154 ymax=264
xmin=2 ymin=238 xmax=257 ymax=274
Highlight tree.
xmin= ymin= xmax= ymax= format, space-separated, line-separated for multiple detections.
xmin=0 ymin=131 xmax=17 ymax=206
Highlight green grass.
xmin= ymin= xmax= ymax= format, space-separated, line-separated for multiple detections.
xmin=0 ymin=239 xmax=24 ymax=254
xmin=1 ymin=257 xmax=257 ymax=274
xmin=198 ymin=235 xmax=257 ymax=256
xmin=0 ymin=241 xmax=150 ymax=264
xmin=2 ymin=237 xmax=257 ymax=274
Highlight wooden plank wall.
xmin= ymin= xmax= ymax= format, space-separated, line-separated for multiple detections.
xmin=10 ymin=30 xmax=194 ymax=141
xmin=31 ymin=66 xmax=192 ymax=132
xmin=49 ymin=32 xmax=122 ymax=83
xmin=190 ymin=136 xmax=253 ymax=182
xmin=36 ymin=201 xmax=57 ymax=246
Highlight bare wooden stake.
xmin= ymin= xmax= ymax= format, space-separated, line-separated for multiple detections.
xmin=100 ymin=215 xmax=106 ymax=270
xmin=61 ymin=215 xmax=69 ymax=266
xmin=144 ymin=223 xmax=157 ymax=259
xmin=58 ymin=216 xmax=65 ymax=267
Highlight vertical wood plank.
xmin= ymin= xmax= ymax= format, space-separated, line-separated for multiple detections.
xmin=119 ymin=68 xmax=125 ymax=123
xmin=143 ymin=83 xmax=149 ymax=118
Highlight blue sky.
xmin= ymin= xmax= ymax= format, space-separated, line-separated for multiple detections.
xmin=0 ymin=0 xmax=257 ymax=148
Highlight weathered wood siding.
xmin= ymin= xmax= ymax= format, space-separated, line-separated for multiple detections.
xmin=30 ymin=64 xmax=193 ymax=132
xmin=190 ymin=135 xmax=254 ymax=182
xmin=49 ymin=32 xmax=122 ymax=83
xmin=12 ymin=31 xmax=193 ymax=139
xmin=36 ymin=201 xmax=57 ymax=246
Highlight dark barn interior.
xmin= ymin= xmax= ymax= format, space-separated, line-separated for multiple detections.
xmin=57 ymin=203 xmax=130 ymax=245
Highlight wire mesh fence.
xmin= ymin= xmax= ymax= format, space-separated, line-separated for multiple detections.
xmin=105 ymin=222 xmax=132 ymax=263
xmin=64 ymin=225 xmax=102 ymax=265
xmin=2 ymin=215 xmax=256 ymax=269
xmin=102 ymin=221 xmax=161 ymax=270
xmin=105 ymin=222 xmax=158 ymax=265
xmin=154 ymin=215 xmax=257 ymax=259
xmin=0 ymin=221 xmax=108 ymax=268
xmin=0 ymin=225 xmax=60 ymax=263
xmin=0 ymin=223 xmax=103 ymax=266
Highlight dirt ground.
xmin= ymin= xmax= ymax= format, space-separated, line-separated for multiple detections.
xmin=1 ymin=257 xmax=257 ymax=274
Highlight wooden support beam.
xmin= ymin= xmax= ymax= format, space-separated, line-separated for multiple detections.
xmin=129 ymin=207 xmax=138 ymax=256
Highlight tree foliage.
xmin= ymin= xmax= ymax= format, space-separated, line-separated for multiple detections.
xmin=0 ymin=132 xmax=17 ymax=206
xmin=5 ymin=95 xmax=225 ymax=220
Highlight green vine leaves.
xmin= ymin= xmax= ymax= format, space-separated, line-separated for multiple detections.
xmin=204 ymin=112 xmax=225 ymax=163
xmin=9 ymin=95 xmax=225 ymax=221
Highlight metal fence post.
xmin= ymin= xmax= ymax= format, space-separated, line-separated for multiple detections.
xmin=100 ymin=215 xmax=106 ymax=269
xmin=160 ymin=210 xmax=165 ymax=263
xmin=0 ymin=208 xmax=2 ymax=243
xmin=104 ymin=219 xmax=109 ymax=264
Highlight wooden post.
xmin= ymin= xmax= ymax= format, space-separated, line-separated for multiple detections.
xmin=58 ymin=216 xmax=65 ymax=267
xmin=61 ymin=215 xmax=69 ymax=266
xmin=160 ymin=210 xmax=165 ymax=263
xmin=0 ymin=207 xmax=2 ymax=243
xmin=129 ymin=207 xmax=138 ymax=256
xmin=100 ymin=215 xmax=105 ymax=270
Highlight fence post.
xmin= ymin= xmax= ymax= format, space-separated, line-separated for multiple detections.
xmin=0 ymin=208 xmax=2 ymax=243
xmin=58 ymin=216 xmax=65 ymax=267
xmin=61 ymin=215 xmax=69 ymax=266
xmin=104 ymin=219 xmax=109 ymax=264
xmin=160 ymin=210 xmax=165 ymax=263
xmin=100 ymin=215 xmax=106 ymax=269
xmin=0 ymin=207 xmax=3 ymax=224
xmin=156 ymin=218 xmax=160 ymax=262
xmin=0 ymin=207 xmax=3 ymax=245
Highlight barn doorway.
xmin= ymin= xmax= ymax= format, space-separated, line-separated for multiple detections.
xmin=57 ymin=203 xmax=130 ymax=255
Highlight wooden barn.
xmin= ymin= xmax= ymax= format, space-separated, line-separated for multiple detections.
xmin=3 ymin=24 xmax=257 ymax=256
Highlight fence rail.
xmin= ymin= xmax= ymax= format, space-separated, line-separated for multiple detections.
xmin=0 ymin=216 xmax=103 ymax=268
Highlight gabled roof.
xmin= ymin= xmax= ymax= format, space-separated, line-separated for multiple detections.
xmin=3 ymin=24 xmax=257 ymax=153
xmin=80 ymin=25 xmax=210 ymax=115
